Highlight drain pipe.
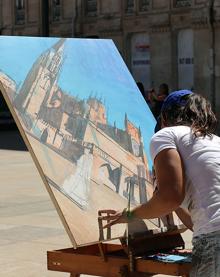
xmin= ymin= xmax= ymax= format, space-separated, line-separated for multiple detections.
xmin=208 ymin=0 xmax=216 ymax=112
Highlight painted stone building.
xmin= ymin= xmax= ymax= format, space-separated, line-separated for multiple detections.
xmin=3 ymin=38 xmax=151 ymax=207
xmin=0 ymin=0 xmax=220 ymax=118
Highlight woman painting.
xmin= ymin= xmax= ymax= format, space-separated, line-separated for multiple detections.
xmin=100 ymin=90 xmax=220 ymax=276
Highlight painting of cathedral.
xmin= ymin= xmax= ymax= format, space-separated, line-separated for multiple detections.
xmin=0 ymin=36 xmax=160 ymax=247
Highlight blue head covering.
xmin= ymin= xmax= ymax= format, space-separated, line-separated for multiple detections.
xmin=161 ymin=89 xmax=193 ymax=112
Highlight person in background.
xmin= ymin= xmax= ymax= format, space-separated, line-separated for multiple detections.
xmin=148 ymin=83 xmax=169 ymax=132
xmin=148 ymin=83 xmax=169 ymax=118
xmin=99 ymin=90 xmax=220 ymax=277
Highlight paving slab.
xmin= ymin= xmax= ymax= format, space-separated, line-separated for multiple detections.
xmin=0 ymin=135 xmax=71 ymax=276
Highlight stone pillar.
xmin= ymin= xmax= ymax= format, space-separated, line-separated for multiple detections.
xmin=193 ymin=27 xmax=210 ymax=99
xmin=150 ymin=28 xmax=173 ymax=91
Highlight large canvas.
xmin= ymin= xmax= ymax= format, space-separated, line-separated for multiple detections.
xmin=0 ymin=36 xmax=167 ymax=247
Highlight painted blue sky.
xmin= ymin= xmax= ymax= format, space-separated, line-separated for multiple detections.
xmin=0 ymin=36 xmax=156 ymax=168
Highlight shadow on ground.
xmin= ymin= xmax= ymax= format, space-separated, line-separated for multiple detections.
xmin=0 ymin=124 xmax=27 ymax=151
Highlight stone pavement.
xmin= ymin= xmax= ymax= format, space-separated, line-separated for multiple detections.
xmin=0 ymin=129 xmax=193 ymax=277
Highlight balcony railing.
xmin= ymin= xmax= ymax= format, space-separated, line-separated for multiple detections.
xmin=15 ymin=9 xmax=25 ymax=24
xmin=174 ymin=0 xmax=192 ymax=8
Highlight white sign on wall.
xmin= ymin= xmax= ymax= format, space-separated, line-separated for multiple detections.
xmin=131 ymin=33 xmax=151 ymax=91
xmin=178 ymin=29 xmax=194 ymax=90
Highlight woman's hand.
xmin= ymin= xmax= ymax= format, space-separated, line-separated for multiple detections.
xmin=98 ymin=209 xmax=129 ymax=228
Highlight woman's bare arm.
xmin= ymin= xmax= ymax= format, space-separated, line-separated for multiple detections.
xmin=175 ymin=207 xmax=193 ymax=231
xmin=131 ymin=148 xmax=185 ymax=219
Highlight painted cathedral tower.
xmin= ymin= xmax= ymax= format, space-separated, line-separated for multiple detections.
xmin=14 ymin=38 xmax=66 ymax=125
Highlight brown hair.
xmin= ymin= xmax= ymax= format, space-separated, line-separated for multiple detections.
xmin=161 ymin=93 xmax=217 ymax=137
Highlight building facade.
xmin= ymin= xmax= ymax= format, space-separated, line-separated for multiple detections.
xmin=0 ymin=0 xmax=220 ymax=119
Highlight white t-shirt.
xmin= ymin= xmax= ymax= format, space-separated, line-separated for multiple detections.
xmin=150 ymin=125 xmax=220 ymax=238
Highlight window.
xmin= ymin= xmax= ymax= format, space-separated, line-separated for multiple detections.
xmin=85 ymin=0 xmax=97 ymax=15
xmin=126 ymin=0 xmax=134 ymax=13
xmin=174 ymin=0 xmax=192 ymax=8
xmin=52 ymin=0 xmax=61 ymax=21
xmin=16 ymin=0 xmax=24 ymax=9
xmin=139 ymin=0 xmax=150 ymax=11
xmin=15 ymin=0 xmax=25 ymax=24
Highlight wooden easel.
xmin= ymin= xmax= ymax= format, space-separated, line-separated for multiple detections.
xmin=47 ymin=243 xmax=191 ymax=277
xmin=47 ymin=225 xmax=192 ymax=277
